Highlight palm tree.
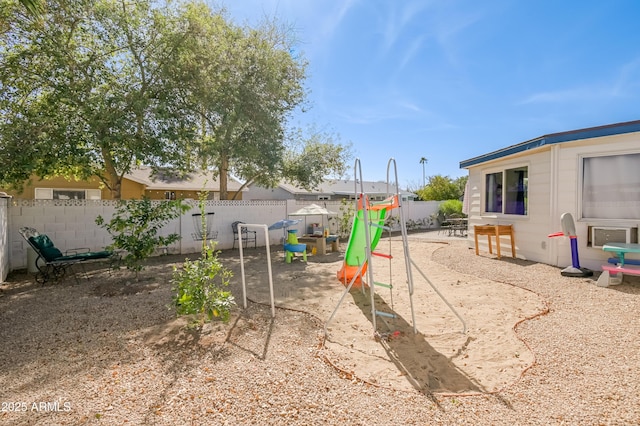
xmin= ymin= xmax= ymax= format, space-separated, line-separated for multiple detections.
xmin=419 ymin=157 xmax=428 ymax=187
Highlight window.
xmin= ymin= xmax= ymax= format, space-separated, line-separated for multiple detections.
xmin=484 ymin=166 xmax=528 ymax=215
xmin=582 ymin=153 xmax=640 ymax=219
xmin=35 ymin=188 xmax=102 ymax=200
xmin=485 ymin=172 xmax=502 ymax=213
xmin=165 ymin=191 xmax=176 ymax=200
xmin=54 ymin=190 xmax=86 ymax=200
xmin=317 ymin=195 xmax=331 ymax=201
xmin=86 ymin=189 xmax=101 ymax=200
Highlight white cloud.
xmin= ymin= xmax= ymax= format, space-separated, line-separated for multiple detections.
xmin=380 ymin=1 xmax=434 ymax=53
xmin=336 ymin=97 xmax=434 ymax=125
xmin=611 ymin=57 xmax=640 ymax=96
xmin=398 ymin=35 xmax=427 ymax=70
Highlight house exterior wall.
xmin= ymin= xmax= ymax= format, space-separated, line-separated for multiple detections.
xmin=244 ymin=184 xmax=293 ymax=200
xmin=466 ymin=148 xmax=553 ymax=264
xmin=1 ymin=176 xmax=240 ymax=200
xmin=120 ymin=180 xmax=146 ymax=199
xmin=245 ymin=183 xmax=413 ymax=202
xmin=553 ymin=133 xmax=640 ymax=270
xmin=4 ymin=176 xmax=111 ymax=199
xmin=143 ymin=189 xmax=226 ymax=200
xmin=296 ymin=193 xmax=334 ymax=201
xmin=466 ymin=131 xmax=640 ymax=271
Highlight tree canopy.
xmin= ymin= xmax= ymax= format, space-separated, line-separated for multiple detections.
xmin=416 ymin=175 xmax=468 ymax=201
xmin=0 ymin=0 xmax=351 ymax=199
xmin=1 ymin=0 xmax=192 ymax=198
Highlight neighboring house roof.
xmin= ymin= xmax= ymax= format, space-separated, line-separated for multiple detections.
xmin=459 ymin=119 xmax=640 ymax=169
xmin=273 ymin=179 xmax=416 ymax=198
xmin=125 ymin=167 xmax=245 ymax=191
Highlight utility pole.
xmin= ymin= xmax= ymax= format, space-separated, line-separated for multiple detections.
xmin=419 ymin=157 xmax=428 ymax=187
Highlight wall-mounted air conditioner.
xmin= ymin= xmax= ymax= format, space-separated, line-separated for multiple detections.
xmin=590 ymin=227 xmax=632 ymax=248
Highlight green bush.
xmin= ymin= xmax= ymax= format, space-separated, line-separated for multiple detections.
xmin=172 ymin=242 xmax=235 ymax=322
xmin=336 ymin=198 xmax=356 ymax=239
xmin=438 ymin=199 xmax=464 ymax=219
xmin=96 ymin=197 xmax=189 ymax=278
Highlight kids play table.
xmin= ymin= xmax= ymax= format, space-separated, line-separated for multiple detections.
xmin=598 ymin=242 xmax=640 ymax=286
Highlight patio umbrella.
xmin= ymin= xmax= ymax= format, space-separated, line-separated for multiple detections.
xmin=289 ymin=204 xmax=337 ymax=216
xmin=268 ymin=219 xmax=301 ymax=231
xmin=289 ymin=204 xmax=337 ymax=234
xmin=268 ymin=219 xmax=301 ymax=242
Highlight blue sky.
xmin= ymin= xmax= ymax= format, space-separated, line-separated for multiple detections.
xmin=220 ymin=0 xmax=640 ymax=189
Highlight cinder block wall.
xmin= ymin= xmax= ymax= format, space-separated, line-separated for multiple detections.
xmin=5 ymin=199 xmax=440 ymax=273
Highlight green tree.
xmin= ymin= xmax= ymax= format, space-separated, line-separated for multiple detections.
xmin=1 ymin=1 xmax=350 ymax=198
xmin=163 ymin=4 xmax=350 ymax=199
xmin=417 ymin=175 xmax=468 ymax=201
xmin=0 ymin=0 xmax=192 ymax=198
xmin=231 ymin=125 xmax=352 ymax=198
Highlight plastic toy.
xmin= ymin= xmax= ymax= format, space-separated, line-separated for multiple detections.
xmin=548 ymin=213 xmax=593 ymax=277
xmin=284 ymin=229 xmax=307 ymax=263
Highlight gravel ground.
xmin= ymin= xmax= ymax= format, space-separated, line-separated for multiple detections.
xmin=0 ymin=234 xmax=638 ymax=425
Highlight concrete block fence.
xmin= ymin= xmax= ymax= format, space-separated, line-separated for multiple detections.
xmin=1 ymin=198 xmax=440 ymax=280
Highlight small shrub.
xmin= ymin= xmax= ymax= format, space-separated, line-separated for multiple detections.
xmin=337 ymin=198 xmax=356 ymax=239
xmin=96 ymin=197 xmax=189 ymax=279
xmin=172 ymin=242 xmax=235 ymax=323
xmin=172 ymin=188 xmax=234 ymax=323
xmin=438 ymin=199 xmax=464 ymax=219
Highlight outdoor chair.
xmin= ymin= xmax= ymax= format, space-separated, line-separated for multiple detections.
xmin=440 ymin=213 xmax=467 ymax=237
xmin=232 ymin=221 xmax=257 ymax=249
xmin=19 ymin=227 xmax=114 ymax=285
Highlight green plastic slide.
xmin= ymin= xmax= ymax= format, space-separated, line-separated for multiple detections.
xmin=343 ymin=207 xmax=388 ymax=267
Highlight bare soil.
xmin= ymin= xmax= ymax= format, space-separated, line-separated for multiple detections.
xmin=0 ymin=232 xmax=638 ymax=425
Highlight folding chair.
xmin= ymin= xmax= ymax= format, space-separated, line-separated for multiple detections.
xmin=232 ymin=221 xmax=257 ymax=249
xmin=19 ymin=227 xmax=114 ymax=285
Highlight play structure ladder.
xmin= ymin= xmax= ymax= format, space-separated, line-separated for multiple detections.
xmin=327 ymin=158 xmax=417 ymax=336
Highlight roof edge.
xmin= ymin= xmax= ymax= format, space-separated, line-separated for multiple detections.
xmin=460 ymin=119 xmax=640 ymax=169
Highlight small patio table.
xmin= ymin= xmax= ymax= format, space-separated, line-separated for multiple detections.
xmin=474 ymin=224 xmax=515 ymax=259
xmin=447 ymin=218 xmax=468 ymax=237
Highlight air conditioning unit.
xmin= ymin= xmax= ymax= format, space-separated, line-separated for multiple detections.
xmin=591 ymin=227 xmax=631 ymax=248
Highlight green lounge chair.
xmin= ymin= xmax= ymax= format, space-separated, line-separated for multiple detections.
xmin=19 ymin=227 xmax=114 ymax=285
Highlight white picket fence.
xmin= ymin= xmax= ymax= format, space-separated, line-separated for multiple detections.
xmin=1 ymin=198 xmax=440 ymax=279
